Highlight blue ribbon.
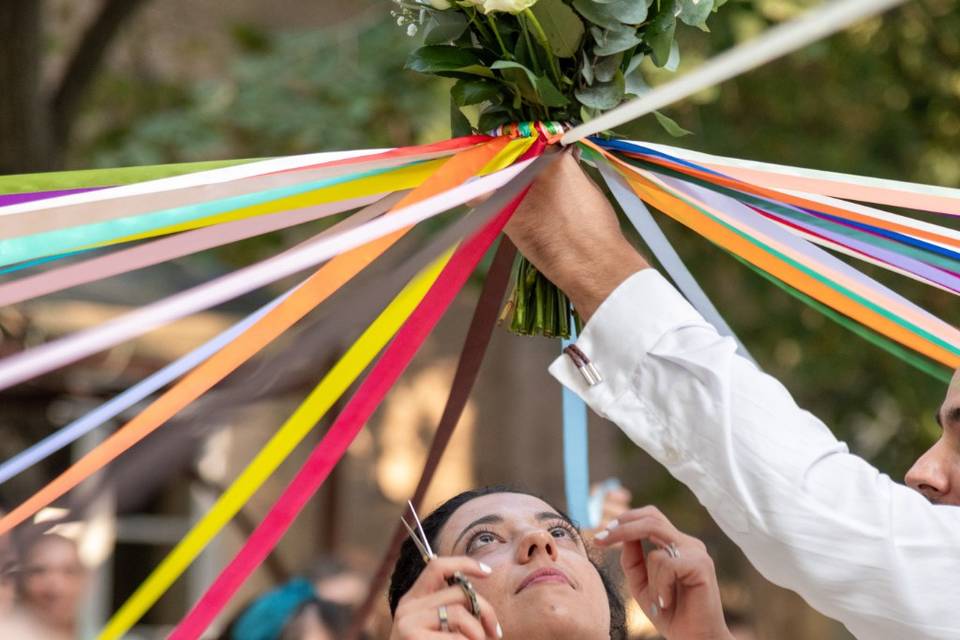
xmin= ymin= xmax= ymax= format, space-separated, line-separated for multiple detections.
xmin=562 ymin=320 xmax=590 ymax=527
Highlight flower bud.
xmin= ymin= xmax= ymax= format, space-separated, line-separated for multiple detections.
xmin=480 ymin=0 xmax=538 ymax=14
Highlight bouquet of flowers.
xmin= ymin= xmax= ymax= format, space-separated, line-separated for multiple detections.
xmin=393 ymin=0 xmax=725 ymax=337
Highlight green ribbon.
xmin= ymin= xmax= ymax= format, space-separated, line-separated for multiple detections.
xmin=0 ymin=159 xmax=259 ymax=194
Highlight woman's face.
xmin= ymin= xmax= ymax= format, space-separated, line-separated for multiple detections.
xmin=435 ymin=493 xmax=610 ymax=640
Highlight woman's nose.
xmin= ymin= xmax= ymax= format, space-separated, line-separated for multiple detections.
xmin=516 ymin=529 xmax=559 ymax=564
xmin=905 ymin=439 xmax=950 ymax=502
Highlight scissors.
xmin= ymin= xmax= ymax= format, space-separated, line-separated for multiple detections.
xmin=401 ymin=500 xmax=482 ymax=619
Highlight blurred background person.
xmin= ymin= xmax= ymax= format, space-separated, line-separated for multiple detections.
xmin=219 ymin=577 xmax=354 ymax=640
xmin=17 ymin=533 xmax=88 ymax=640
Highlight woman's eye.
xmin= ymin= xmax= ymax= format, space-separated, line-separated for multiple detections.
xmin=468 ymin=532 xmax=498 ymax=552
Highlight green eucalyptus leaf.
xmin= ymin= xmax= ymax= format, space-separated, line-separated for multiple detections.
xmin=581 ymin=51 xmax=595 ymax=84
xmin=493 ymin=60 xmax=569 ymax=107
xmin=665 ymin=40 xmax=680 ymax=72
xmin=424 ymin=12 xmax=470 ymax=45
xmin=594 ymin=25 xmax=642 ymax=56
xmin=624 ymin=67 xmax=649 ymax=96
xmin=654 ymin=110 xmax=693 ymax=137
xmin=530 ymin=0 xmax=585 ymax=58
xmin=625 ymin=52 xmax=645 ymax=75
xmin=594 ymin=53 xmax=624 ymax=83
xmin=646 ymin=4 xmax=677 ymax=67
xmin=677 ymin=0 xmax=715 ymax=29
xmin=450 ymin=99 xmax=473 ymax=137
xmin=575 ymin=69 xmax=625 ymax=109
xmin=574 ymin=0 xmax=648 ymax=29
xmin=451 ymin=78 xmax=502 ymax=106
xmin=406 ymin=46 xmax=494 ymax=78
xmin=573 ymin=0 xmax=624 ymax=30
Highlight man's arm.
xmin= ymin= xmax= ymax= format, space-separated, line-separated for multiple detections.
xmin=507 ymin=152 xmax=960 ymax=639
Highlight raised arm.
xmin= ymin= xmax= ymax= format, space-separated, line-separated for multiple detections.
xmin=506 ymin=152 xmax=960 ymax=640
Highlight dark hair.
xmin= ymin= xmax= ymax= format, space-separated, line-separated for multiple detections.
xmin=388 ymin=486 xmax=627 ymax=639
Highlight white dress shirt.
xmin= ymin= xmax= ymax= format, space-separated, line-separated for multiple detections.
xmin=549 ymin=269 xmax=960 ymax=640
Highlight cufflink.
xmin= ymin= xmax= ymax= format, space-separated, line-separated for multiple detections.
xmin=563 ymin=344 xmax=603 ymax=387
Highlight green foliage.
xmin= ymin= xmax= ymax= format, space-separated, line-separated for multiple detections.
xmin=77 ymin=22 xmax=447 ymax=168
xmin=403 ymin=0 xmax=727 ymax=136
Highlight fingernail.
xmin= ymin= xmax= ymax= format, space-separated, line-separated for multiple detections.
xmin=658 ymin=595 xmax=666 ymax=610
xmin=496 ymin=622 xmax=504 ymax=638
xmin=479 ymin=562 xmax=493 ymax=575
xmin=605 ymin=519 xmax=619 ymax=530
xmin=594 ymin=530 xmax=609 ymax=541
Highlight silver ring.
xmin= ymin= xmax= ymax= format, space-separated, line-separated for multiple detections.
xmin=438 ymin=604 xmax=450 ymax=632
xmin=667 ymin=542 xmax=680 ymax=559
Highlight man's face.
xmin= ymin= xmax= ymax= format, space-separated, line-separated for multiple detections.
xmin=905 ymin=373 xmax=960 ymax=506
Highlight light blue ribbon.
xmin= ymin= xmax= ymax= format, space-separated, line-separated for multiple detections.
xmin=562 ymin=320 xmax=591 ymax=527
xmin=0 ymin=287 xmax=293 ymax=486
xmin=598 ymin=159 xmax=756 ymax=364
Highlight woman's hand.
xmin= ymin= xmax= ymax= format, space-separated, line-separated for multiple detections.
xmin=595 ymin=506 xmax=733 ymax=640
xmin=390 ymin=557 xmax=503 ymax=640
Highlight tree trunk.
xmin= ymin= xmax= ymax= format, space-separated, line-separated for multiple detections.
xmin=0 ymin=1 xmax=56 ymax=174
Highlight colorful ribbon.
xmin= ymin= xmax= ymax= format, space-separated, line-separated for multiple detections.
xmin=168 ymin=155 xmax=550 ymax=637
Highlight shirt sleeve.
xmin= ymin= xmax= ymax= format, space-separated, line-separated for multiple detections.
xmin=549 ymin=269 xmax=960 ymax=640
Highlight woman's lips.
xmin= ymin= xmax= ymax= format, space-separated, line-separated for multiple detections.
xmin=516 ymin=567 xmax=574 ymax=593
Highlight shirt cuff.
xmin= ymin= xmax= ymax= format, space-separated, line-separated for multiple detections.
xmin=548 ymin=269 xmax=704 ymax=414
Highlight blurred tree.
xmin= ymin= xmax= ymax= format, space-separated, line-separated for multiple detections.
xmin=0 ymin=0 xmax=152 ymax=173
xmin=76 ymin=19 xmax=448 ymax=169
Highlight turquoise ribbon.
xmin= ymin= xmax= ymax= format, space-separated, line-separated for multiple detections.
xmin=0 ymin=164 xmax=405 ymax=269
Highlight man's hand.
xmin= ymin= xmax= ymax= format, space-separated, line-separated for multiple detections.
xmin=504 ymin=150 xmax=648 ymax=321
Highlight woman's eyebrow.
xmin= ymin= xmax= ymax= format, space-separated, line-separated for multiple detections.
xmin=535 ymin=511 xmax=571 ymax=524
xmin=453 ymin=514 xmax=503 ymax=550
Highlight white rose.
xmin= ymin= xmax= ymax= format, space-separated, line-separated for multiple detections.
xmin=457 ymin=0 xmax=486 ymax=6
xmin=480 ymin=0 xmax=538 ymax=14
xmin=426 ymin=0 xmax=453 ymax=8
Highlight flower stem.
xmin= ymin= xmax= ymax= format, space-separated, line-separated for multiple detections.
xmin=486 ymin=14 xmax=512 ymax=58
xmin=467 ymin=8 xmax=497 ymax=49
xmin=519 ymin=14 xmax=543 ymax=76
xmin=523 ymin=9 xmax=563 ymax=88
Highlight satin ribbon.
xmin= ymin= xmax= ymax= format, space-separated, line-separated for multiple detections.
xmin=0 ymin=160 xmax=445 ymax=267
xmin=0 ymin=188 xmax=101 ymax=207
xmin=97 ymin=148 xmax=538 ymax=640
xmin=603 ymin=139 xmax=960 ymax=250
xmin=0 ymin=193 xmax=388 ymax=307
xmin=98 ymin=249 xmax=451 ymax=640
xmin=596 ymin=156 xmax=756 ymax=363
xmin=0 ymin=152 xmax=528 ymax=394
xmin=654 ymin=172 xmax=960 ymax=351
xmin=345 ymin=238 xmax=518 ymax=640
xmin=562 ymin=322 xmax=590 ymax=527
xmin=633 ymin=140 xmax=960 ymax=216
xmin=0 ymin=143 xmax=485 ymax=242
xmin=611 ymin=159 xmax=960 ymax=367
xmin=0 ymin=138 xmax=519 ymax=537
xmin=0 ymin=158 xmax=256 ymax=196
xmin=168 ymin=157 xmax=552 ymax=639
xmin=611 ymin=151 xmax=960 ymax=293
xmin=595 ymin=141 xmax=960 ymax=350
xmin=0 ymin=136 xmax=484 ymax=213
